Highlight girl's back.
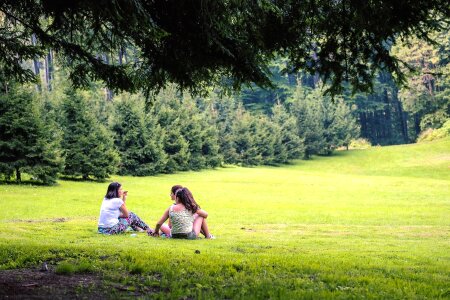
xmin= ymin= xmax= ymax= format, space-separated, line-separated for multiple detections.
xmin=169 ymin=204 xmax=194 ymax=234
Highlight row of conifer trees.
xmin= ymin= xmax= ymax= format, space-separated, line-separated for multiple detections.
xmin=0 ymin=83 xmax=359 ymax=184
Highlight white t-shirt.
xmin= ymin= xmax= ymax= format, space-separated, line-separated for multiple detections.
xmin=98 ymin=197 xmax=124 ymax=228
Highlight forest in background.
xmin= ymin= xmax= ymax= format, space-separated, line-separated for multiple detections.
xmin=0 ymin=30 xmax=449 ymax=184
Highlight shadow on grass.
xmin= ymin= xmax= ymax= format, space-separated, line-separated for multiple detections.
xmin=58 ymin=176 xmax=107 ymax=183
xmin=0 ymin=176 xmax=107 ymax=186
xmin=0 ymin=179 xmax=51 ymax=186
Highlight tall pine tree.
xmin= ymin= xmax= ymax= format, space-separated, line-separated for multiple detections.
xmin=61 ymin=89 xmax=119 ymax=180
xmin=113 ymin=94 xmax=167 ymax=175
xmin=0 ymin=85 xmax=63 ymax=184
xmin=291 ymin=87 xmax=325 ymax=159
xmin=271 ymin=103 xmax=305 ymax=162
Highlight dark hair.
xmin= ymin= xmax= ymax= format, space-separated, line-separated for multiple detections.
xmin=175 ymin=187 xmax=200 ymax=213
xmin=171 ymin=185 xmax=183 ymax=195
xmin=105 ymin=182 xmax=121 ymax=199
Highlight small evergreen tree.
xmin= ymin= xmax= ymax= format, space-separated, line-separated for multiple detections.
xmin=145 ymin=109 xmax=168 ymax=173
xmin=211 ymin=95 xmax=239 ymax=164
xmin=181 ymin=102 xmax=207 ymax=170
xmin=163 ymin=122 xmax=190 ymax=172
xmin=321 ymin=97 xmax=360 ymax=154
xmin=0 ymin=85 xmax=63 ymax=184
xmin=232 ymin=106 xmax=262 ymax=166
xmin=253 ymin=115 xmax=277 ymax=165
xmin=271 ymin=103 xmax=305 ymax=162
xmin=152 ymin=89 xmax=190 ymax=172
xmin=61 ymin=89 xmax=119 ymax=180
xmin=113 ymin=94 xmax=167 ymax=175
xmin=291 ymin=87 xmax=325 ymax=159
xmin=179 ymin=97 xmax=222 ymax=170
xmin=199 ymin=102 xmax=222 ymax=168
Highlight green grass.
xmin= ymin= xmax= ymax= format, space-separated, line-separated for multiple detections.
xmin=1 ymin=138 xmax=449 ymax=299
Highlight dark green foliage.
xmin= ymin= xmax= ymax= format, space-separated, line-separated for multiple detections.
xmin=151 ymin=89 xmax=190 ymax=173
xmin=240 ymin=61 xmax=294 ymax=113
xmin=253 ymin=115 xmax=278 ymax=165
xmin=150 ymin=88 xmax=222 ymax=172
xmin=321 ymin=97 xmax=360 ymax=155
xmin=113 ymin=94 xmax=167 ymax=175
xmin=201 ymin=125 xmax=222 ymax=168
xmin=182 ymin=99 xmax=221 ymax=170
xmin=231 ymin=107 xmax=262 ymax=166
xmin=180 ymin=105 xmax=208 ymax=170
xmin=0 ymin=86 xmax=63 ymax=184
xmin=291 ymin=88 xmax=326 ymax=159
xmin=271 ymin=103 xmax=305 ymax=162
xmin=60 ymin=89 xmax=119 ymax=180
xmin=2 ymin=1 xmax=448 ymax=96
xmin=162 ymin=125 xmax=190 ymax=173
xmin=212 ymin=95 xmax=240 ymax=164
xmin=289 ymin=86 xmax=360 ymax=158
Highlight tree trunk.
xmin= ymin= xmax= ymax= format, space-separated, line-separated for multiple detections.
xmin=396 ymin=99 xmax=408 ymax=143
xmin=15 ymin=168 xmax=21 ymax=182
xmin=45 ymin=49 xmax=53 ymax=91
xmin=414 ymin=113 xmax=421 ymax=136
xmin=118 ymin=48 xmax=124 ymax=65
xmin=383 ymin=89 xmax=392 ymax=141
xmin=123 ymin=48 xmax=128 ymax=64
xmin=31 ymin=34 xmax=41 ymax=92
xmin=102 ymin=54 xmax=114 ymax=101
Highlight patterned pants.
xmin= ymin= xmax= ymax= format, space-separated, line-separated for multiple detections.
xmin=98 ymin=212 xmax=150 ymax=234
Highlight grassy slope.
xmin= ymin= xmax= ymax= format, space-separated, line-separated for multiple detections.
xmin=0 ymin=138 xmax=449 ymax=298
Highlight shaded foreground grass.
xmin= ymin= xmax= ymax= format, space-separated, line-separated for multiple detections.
xmin=1 ymin=138 xmax=449 ymax=298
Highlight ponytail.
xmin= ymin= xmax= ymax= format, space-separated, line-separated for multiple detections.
xmin=175 ymin=188 xmax=200 ymax=213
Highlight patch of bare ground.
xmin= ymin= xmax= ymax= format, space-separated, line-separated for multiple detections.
xmin=0 ymin=266 xmax=161 ymax=299
xmin=0 ymin=268 xmax=104 ymax=299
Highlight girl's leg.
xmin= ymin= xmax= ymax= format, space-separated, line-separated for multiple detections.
xmin=101 ymin=219 xmax=129 ymax=234
xmin=193 ymin=213 xmax=206 ymax=237
xmin=159 ymin=224 xmax=171 ymax=236
xmin=201 ymin=219 xmax=212 ymax=238
xmin=192 ymin=216 xmax=212 ymax=238
xmin=127 ymin=211 xmax=151 ymax=231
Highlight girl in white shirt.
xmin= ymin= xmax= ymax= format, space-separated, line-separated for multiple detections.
xmin=98 ymin=182 xmax=156 ymax=234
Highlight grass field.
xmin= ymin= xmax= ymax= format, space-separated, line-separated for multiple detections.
xmin=1 ymin=138 xmax=449 ymax=299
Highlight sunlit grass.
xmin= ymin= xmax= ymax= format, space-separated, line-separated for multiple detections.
xmin=1 ymin=138 xmax=449 ymax=298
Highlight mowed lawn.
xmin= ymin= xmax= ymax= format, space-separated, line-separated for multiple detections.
xmin=0 ymin=138 xmax=449 ymax=299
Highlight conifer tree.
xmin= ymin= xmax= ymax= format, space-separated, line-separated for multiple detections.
xmin=321 ymin=97 xmax=360 ymax=154
xmin=271 ymin=103 xmax=305 ymax=162
xmin=152 ymin=88 xmax=190 ymax=173
xmin=253 ymin=115 xmax=277 ymax=165
xmin=291 ymin=86 xmax=326 ymax=159
xmin=61 ymin=89 xmax=119 ymax=179
xmin=211 ymin=95 xmax=239 ymax=164
xmin=0 ymin=85 xmax=63 ymax=184
xmin=199 ymin=102 xmax=222 ymax=168
xmin=163 ymin=122 xmax=190 ymax=172
xmin=232 ymin=106 xmax=261 ymax=166
xmin=181 ymin=101 xmax=207 ymax=170
xmin=179 ymin=97 xmax=222 ymax=170
xmin=113 ymin=94 xmax=167 ymax=175
xmin=145 ymin=109 xmax=168 ymax=173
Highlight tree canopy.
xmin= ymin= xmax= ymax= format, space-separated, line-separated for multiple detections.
xmin=1 ymin=0 xmax=449 ymax=95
